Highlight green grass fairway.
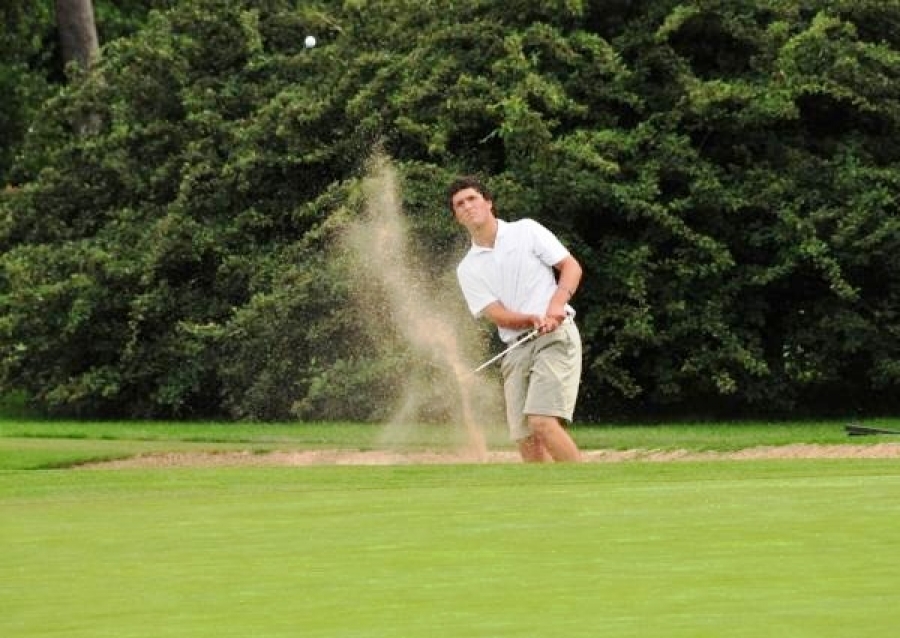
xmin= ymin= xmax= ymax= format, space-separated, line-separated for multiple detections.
xmin=3 ymin=461 xmax=900 ymax=637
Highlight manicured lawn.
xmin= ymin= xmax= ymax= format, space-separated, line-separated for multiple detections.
xmin=3 ymin=460 xmax=900 ymax=637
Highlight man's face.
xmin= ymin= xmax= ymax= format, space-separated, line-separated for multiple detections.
xmin=451 ymin=187 xmax=493 ymax=227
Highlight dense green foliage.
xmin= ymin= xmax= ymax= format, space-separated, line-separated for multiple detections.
xmin=0 ymin=1 xmax=55 ymax=184
xmin=0 ymin=1 xmax=177 ymax=184
xmin=2 ymin=0 xmax=900 ymax=420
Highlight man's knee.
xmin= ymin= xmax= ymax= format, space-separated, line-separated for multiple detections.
xmin=528 ymin=414 xmax=561 ymax=436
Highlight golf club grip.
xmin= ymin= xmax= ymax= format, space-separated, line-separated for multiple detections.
xmin=472 ymin=329 xmax=539 ymax=373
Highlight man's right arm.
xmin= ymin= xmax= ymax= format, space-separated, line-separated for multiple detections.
xmin=481 ymin=301 xmax=541 ymax=332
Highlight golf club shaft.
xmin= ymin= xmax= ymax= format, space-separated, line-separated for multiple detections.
xmin=472 ymin=329 xmax=539 ymax=373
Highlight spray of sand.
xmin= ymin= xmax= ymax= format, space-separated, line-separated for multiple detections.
xmin=344 ymin=154 xmax=498 ymax=459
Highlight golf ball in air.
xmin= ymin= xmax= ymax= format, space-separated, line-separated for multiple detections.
xmin=304 ymin=35 xmax=316 ymax=49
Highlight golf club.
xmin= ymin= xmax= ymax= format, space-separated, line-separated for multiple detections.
xmin=472 ymin=328 xmax=540 ymax=374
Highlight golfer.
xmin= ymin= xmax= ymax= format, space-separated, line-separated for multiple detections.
xmin=447 ymin=175 xmax=583 ymax=462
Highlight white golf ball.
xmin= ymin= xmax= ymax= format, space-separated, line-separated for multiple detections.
xmin=304 ymin=35 xmax=316 ymax=49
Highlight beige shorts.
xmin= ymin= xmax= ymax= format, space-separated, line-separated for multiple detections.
xmin=499 ymin=321 xmax=582 ymax=441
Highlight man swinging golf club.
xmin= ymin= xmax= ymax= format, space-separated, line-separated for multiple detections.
xmin=448 ymin=175 xmax=583 ymax=462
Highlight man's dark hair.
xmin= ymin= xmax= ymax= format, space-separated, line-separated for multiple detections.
xmin=446 ymin=175 xmax=493 ymax=211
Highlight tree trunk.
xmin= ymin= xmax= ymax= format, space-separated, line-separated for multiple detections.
xmin=56 ymin=0 xmax=99 ymax=71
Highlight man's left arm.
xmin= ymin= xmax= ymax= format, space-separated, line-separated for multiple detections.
xmin=546 ymin=255 xmax=582 ymax=325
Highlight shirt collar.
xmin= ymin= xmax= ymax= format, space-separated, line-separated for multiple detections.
xmin=469 ymin=218 xmax=507 ymax=254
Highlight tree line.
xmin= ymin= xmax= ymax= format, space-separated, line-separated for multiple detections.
xmin=2 ymin=0 xmax=900 ymax=422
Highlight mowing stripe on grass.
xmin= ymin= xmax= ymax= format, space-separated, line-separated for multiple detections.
xmin=2 ymin=461 xmax=899 ymax=638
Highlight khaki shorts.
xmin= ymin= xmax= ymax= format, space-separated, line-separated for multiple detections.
xmin=499 ymin=321 xmax=582 ymax=441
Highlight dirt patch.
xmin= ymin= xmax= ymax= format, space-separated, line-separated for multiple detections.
xmin=77 ymin=443 xmax=900 ymax=469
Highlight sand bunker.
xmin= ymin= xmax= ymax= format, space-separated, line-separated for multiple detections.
xmin=77 ymin=443 xmax=900 ymax=469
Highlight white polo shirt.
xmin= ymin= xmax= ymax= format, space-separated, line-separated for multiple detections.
xmin=456 ymin=218 xmax=574 ymax=344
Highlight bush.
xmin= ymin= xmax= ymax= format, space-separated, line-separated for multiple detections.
xmin=3 ymin=0 xmax=900 ymax=420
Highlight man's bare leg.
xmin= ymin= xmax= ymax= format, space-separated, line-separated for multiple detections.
xmin=517 ymin=434 xmax=553 ymax=463
xmin=528 ymin=415 xmax=581 ymax=462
